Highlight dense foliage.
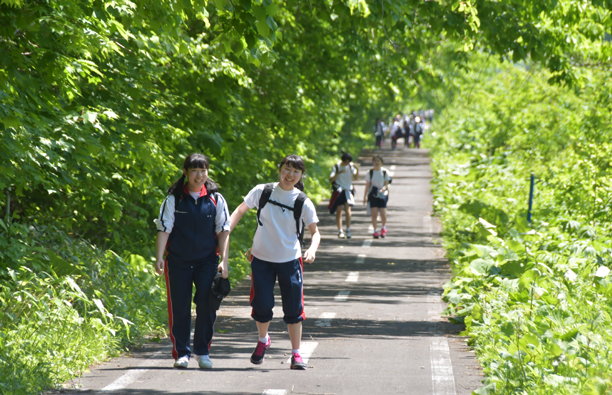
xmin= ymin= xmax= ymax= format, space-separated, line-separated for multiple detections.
xmin=1 ymin=0 xmax=612 ymax=392
xmin=429 ymin=54 xmax=612 ymax=394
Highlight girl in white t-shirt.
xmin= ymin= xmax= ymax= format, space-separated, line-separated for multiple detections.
xmin=229 ymin=155 xmax=321 ymax=370
xmin=363 ymin=155 xmax=391 ymax=238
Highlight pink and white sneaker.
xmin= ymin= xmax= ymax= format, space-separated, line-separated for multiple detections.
xmin=381 ymin=229 xmax=387 ymax=238
xmin=291 ymin=352 xmax=307 ymax=370
xmin=373 ymin=231 xmax=379 ymax=239
xmin=250 ymin=337 xmax=271 ymax=365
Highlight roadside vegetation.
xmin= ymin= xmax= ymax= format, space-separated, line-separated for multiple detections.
xmin=429 ymin=55 xmax=612 ymax=394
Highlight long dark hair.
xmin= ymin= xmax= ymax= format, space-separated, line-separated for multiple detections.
xmin=167 ymin=153 xmax=219 ymax=200
xmin=279 ymin=155 xmax=306 ymax=191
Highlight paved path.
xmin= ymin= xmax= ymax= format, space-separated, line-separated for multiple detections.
xmin=57 ymin=144 xmax=483 ymax=395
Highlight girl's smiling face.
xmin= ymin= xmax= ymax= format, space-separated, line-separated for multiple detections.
xmin=279 ymin=164 xmax=303 ymax=191
xmin=183 ymin=167 xmax=208 ymax=192
xmin=373 ymin=157 xmax=382 ymax=170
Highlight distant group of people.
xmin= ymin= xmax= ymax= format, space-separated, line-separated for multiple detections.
xmin=374 ymin=109 xmax=434 ymax=150
xmin=328 ymin=152 xmax=391 ymax=239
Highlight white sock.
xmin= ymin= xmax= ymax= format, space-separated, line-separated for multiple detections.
xmin=374 ymin=229 xmax=378 ymax=233
xmin=259 ymin=335 xmax=269 ymax=343
xmin=292 ymin=349 xmax=300 ymax=354
xmin=346 ymin=227 xmax=350 ymax=231
xmin=382 ymin=225 xmax=386 ymax=230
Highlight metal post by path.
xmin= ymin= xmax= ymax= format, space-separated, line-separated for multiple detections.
xmin=527 ymin=173 xmax=535 ymax=223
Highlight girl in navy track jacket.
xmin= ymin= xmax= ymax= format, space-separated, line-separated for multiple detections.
xmin=229 ymin=155 xmax=321 ymax=370
xmin=154 ymin=153 xmax=230 ymax=369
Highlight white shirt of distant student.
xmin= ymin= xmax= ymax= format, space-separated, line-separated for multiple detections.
xmin=330 ymin=162 xmax=357 ymax=190
xmin=154 ymin=192 xmax=231 ymax=234
xmin=244 ymin=183 xmax=319 ymax=263
xmin=389 ymin=121 xmax=402 ymax=137
xmin=365 ymin=167 xmax=391 ymax=194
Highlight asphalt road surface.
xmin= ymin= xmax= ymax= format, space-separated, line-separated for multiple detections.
xmin=56 ymin=142 xmax=484 ymax=395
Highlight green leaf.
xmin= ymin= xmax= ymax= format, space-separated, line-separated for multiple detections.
xmin=500 ymin=322 xmax=514 ymax=337
xmin=256 ymin=19 xmax=270 ymax=36
xmin=2 ymin=116 xmax=21 ymax=128
xmin=469 ymin=258 xmax=495 ymax=276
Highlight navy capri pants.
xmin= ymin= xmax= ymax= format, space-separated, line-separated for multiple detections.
xmin=249 ymin=256 xmax=305 ymax=324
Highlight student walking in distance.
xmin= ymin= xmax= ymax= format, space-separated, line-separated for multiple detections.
xmin=154 ymin=153 xmax=231 ymax=370
xmin=363 ymin=155 xmax=391 ymax=239
xmin=328 ymin=152 xmax=359 ymax=238
xmin=373 ymin=118 xmax=385 ymax=148
xmin=229 ymin=155 xmax=320 ymax=370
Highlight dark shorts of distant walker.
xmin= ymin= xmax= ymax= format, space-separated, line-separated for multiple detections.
xmin=369 ymin=195 xmax=387 ymax=208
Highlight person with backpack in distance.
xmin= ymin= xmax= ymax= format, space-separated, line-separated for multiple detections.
xmin=414 ymin=116 xmax=424 ymax=148
xmin=388 ymin=115 xmax=402 ymax=150
xmin=363 ymin=155 xmax=391 ymax=239
xmin=373 ymin=118 xmax=385 ymax=148
xmin=328 ymin=151 xmax=359 ymax=238
xmin=154 ymin=153 xmax=231 ymax=369
xmin=229 ymin=155 xmax=320 ymax=370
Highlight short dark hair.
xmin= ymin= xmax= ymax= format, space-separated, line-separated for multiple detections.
xmin=372 ymin=155 xmax=384 ymax=164
xmin=279 ymin=155 xmax=306 ymax=191
xmin=341 ymin=152 xmax=352 ymax=163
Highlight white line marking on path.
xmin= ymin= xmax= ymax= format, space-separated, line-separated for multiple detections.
xmin=262 ymin=390 xmax=286 ymax=395
xmin=430 ymin=339 xmax=456 ymax=395
xmin=334 ymin=290 xmax=350 ymax=301
xmin=285 ymin=341 xmax=318 ymax=364
xmin=362 ymin=239 xmax=372 ymax=247
xmin=427 ymin=291 xmax=456 ymax=395
xmin=345 ymin=272 xmax=359 ymax=282
xmin=390 ymin=165 xmax=396 ymax=170
xmin=315 ymin=312 xmax=337 ymax=327
xmin=101 ymin=349 xmax=167 ymax=392
xmin=355 ymin=254 xmax=366 ymax=264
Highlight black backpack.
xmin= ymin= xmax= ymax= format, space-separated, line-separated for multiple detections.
xmin=368 ymin=169 xmax=392 ymax=198
xmin=256 ymin=183 xmax=308 ymax=248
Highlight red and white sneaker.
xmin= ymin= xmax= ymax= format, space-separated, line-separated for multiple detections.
xmin=373 ymin=231 xmax=379 ymax=239
xmin=290 ymin=352 xmax=307 ymax=370
xmin=381 ymin=229 xmax=387 ymax=238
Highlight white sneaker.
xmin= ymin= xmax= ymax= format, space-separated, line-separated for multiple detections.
xmin=197 ymin=355 xmax=213 ymax=369
xmin=174 ymin=355 xmax=189 ymax=369
xmin=338 ymin=230 xmax=346 ymax=239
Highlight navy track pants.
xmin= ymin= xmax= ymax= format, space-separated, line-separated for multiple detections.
xmin=164 ymin=256 xmax=218 ymax=360
xmin=249 ymin=256 xmax=305 ymax=325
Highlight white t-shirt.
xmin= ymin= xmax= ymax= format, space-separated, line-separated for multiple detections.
xmin=389 ymin=121 xmax=401 ymax=137
xmin=330 ymin=162 xmax=357 ymax=190
xmin=365 ymin=168 xmax=391 ymax=194
xmin=244 ymin=183 xmax=319 ymax=263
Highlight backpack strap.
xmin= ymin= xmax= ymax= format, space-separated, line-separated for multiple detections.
xmin=257 ymin=183 xmax=308 ymax=248
xmin=293 ymin=192 xmax=307 ymax=248
xmin=331 ymin=163 xmax=340 ymax=189
xmin=369 ymin=169 xmax=373 ymax=180
xmin=257 ymin=183 xmax=275 ymax=226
